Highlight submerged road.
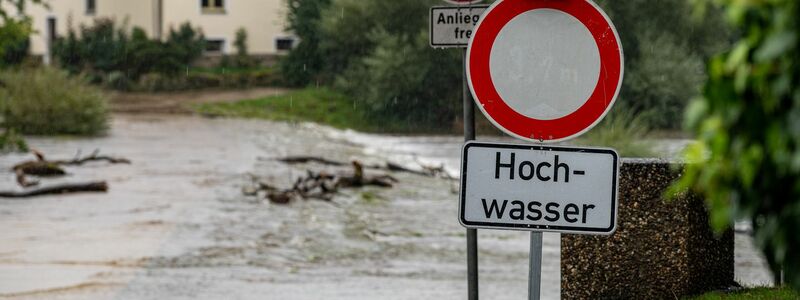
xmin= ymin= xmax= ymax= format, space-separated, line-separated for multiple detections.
xmin=0 ymin=114 xmax=773 ymax=299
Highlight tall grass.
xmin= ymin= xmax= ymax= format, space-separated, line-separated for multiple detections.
xmin=0 ymin=68 xmax=108 ymax=135
xmin=0 ymin=128 xmax=27 ymax=153
xmin=575 ymin=110 xmax=655 ymax=158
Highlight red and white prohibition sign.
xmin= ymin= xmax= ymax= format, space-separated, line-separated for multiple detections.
xmin=467 ymin=0 xmax=624 ymax=143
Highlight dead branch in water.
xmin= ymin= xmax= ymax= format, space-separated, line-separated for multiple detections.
xmin=276 ymin=156 xmax=346 ymax=166
xmin=0 ymin=181 xmax=108 ymax=198
xmin=15 ymin=169 xmax=39 ymax=188
xmin=249 ymin=161 xmax=397 ymax=204
xmin=274 ymin=155 xmax=451 ymax=179
xmin=12 ymin=149 xmax=131 ymax=177
xmin=6 ymin=149 xmax=129 ymax=195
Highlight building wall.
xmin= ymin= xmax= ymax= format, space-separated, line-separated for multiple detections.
xmin=162 ymin=0 xmax=288 ymax=55
xmin=21 ymin=0 xmax=289 ymax=58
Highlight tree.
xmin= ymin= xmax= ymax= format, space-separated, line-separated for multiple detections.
xmin=319 ymin=0 xmax=462 ymax=129
xmin=234 ymin=27 xmax=248 ymax=56
xmin=594 ymin=0 xmax=732 ymax=129
xmin=0 ymin=0 xmax=42 ymax=152
xmin=672 ymin=0 xmax=800 ymax=290
xmin=0 ymin=0 xmax=42 ymax=67
xmin=280 ymin=0 xmax=331 ymax=86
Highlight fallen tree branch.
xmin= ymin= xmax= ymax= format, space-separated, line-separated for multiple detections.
xmin=15 ymin=169 xmax=39 ymax=188
xmin=276 ymin=156 xmax=345 ymax=166
xmin=13 ymin=161 xmax=66 ymax=177
xmin=57 ymin=149 xmax=132 ymax=166
xmin=274 ymin=155 xmax=445 ymax=178
xmin=248 ymin=161 xmax=397 ymax=204
xmin=0 ymin=181 xmax=108 ymax=198
xmin=12 ymin=149 xmax=131 ymax=177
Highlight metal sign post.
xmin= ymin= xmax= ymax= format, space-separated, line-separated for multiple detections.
xmin=463 ymin=48 xmax=479 ymax=300
xmin=528 ymin=232 xmax=542 ymax=300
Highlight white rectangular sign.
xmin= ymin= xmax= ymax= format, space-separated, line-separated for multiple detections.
xmin=429 ymin=5 xmax=489 ymax=48
xmin=459 ymin=142 xmax=619 ymax=234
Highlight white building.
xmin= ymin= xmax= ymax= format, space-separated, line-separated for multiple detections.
xmin=18 ymin=0 xmax=292 ymax=64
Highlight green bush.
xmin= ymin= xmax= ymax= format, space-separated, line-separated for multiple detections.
xmin=595 ymin=0 xmax=732 ymax=129
xmin=0 ymin=128 xmax=27 ymax=153
xmin=280 ymin=0 xmax=331 ymax=86
xmin=0 ymin=18 xmax=32 ymax=67
xmin=671 ymin=0 xmax=800 ymax=290
xmin=335 ymin=28 xmax=461 ymax=129
xmin=218 ymin=27 xmax=258 ymax=69
xmin=310 ymin=0 xmax=462 ymax=129
xmin=0 ymin=68 xmax=108 ymax=135
xmin=52 ymin=18 xmax=205 ymax=82
xmin=574 ymin=110 xmax=654 ymax=158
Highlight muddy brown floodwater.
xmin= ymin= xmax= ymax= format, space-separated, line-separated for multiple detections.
xmin=0 ymin=114 xmax=773 ymax=299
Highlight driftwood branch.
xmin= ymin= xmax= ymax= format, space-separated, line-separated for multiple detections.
xmin=12 ymin=149 xmax=131 ymax=177
xmin=248 ymin=160 xmax=397 ymax=204
xmin=276 ymin=156 xmax=346 ymax=166
xmin=15 ymin=169 xmax=39 ymax=188
xmin=6 ymin=149 xmax=129 ymax=195
xmin=57 ymin=149 xmax=132 ymax=166
xmin=275 ymin=155 xmax=450 ymax=179
xmin=0 ymin=182 xmax=108 ymax=198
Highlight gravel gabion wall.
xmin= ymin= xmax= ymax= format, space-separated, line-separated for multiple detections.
xmin=561 ymin=159 xmax=734 ymax=299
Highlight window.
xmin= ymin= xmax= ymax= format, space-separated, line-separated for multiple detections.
xmin=86 ymin=0 xmax=96 ymax=15
xmin=275 ymin=37 xmax=295 ymax=51
xmin=205 ymin=39 xmax=225 ymax=54
xmin=201 ymin=0 xmax=225 ymax=14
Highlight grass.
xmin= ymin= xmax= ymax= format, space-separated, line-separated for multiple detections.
xmin=193 ymin=87 xmax=660 ymax=158
xmin=574 ymin=110 xmax=656 ymax=158
xmin=689 ymin=287 xmax=800 ymax=299
xmin=0 ymin=68 xmax=108 ymax=135
xmin=192 ymin=87 xmax=379 ymax=131
xmin=0 ymin=128 xmax=28 ymax=153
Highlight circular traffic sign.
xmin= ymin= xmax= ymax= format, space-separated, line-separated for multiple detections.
xmin=466 ymin=0 xmax=624 ymax=143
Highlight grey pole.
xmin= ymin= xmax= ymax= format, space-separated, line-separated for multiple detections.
xmin=528 ymin=232 xmax=543 ymax=300
xmin=463 ymin=49 xmax=478 ymax=300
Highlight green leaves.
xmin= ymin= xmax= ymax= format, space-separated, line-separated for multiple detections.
xmin=756 ymin=31 xmax=796 ymax=62
xmin=673 ymin=0 xmax=800 ymax=290
xmin=0 ymin=68 xmax=108 ymax=136
xmin=51 ymin=19 xmax=205 ymax=81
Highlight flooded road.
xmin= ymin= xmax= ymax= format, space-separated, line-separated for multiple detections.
xmin=0 ymin=114 xmax=772 ymax=299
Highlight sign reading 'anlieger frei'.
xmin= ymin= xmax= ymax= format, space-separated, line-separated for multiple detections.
xmin=430 ymin=5 xmax=488 ymax=48
xmin=459 ymin=142 xmax=619 ymax=234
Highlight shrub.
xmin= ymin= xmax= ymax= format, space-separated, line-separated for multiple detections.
xmin=319 ymin=0 xmax=462 ymax=129
xmin=574 ymin=109 xmax=654 ymax=158
xmin=0 ymin=68 xmax=108 ymax=135
xmin=671 ymin=0 xmax=800 ymax=290
xmin=280 ymin=0 xmax=331 ymax=86
xmin=215 ymin=27 xmax=256 ymax=69
xmin=0 ymin=128 xmax=28 ymax=153
xmin=0 ymin=18 xmax=32 ymax=67
xmin=52 ymin=18 xmax=205 ymax=82
xmin=595 ymin=0 xmax=732 ymax=129
xmin=336 ymin=28 xmax=461 ymax=129
xmin=234 ymin=27 xmax=248 ymax=56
